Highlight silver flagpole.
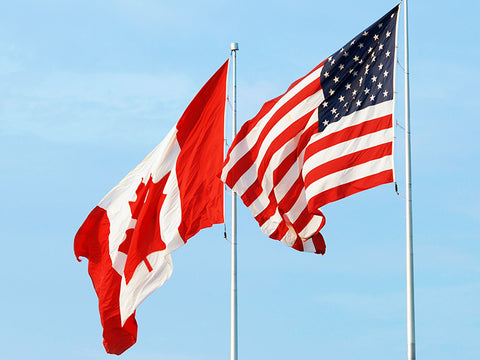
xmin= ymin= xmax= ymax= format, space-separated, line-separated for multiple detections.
xmin=230 ymin=42 xmax=239 ymax=360
xmin=403 ymin=1 xmax=416 ymax=360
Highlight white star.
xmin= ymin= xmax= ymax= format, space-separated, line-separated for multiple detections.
xmin=333 ymin=76 xmax=339 ymax=83
xmin=359 ymin=43 xmax=364 ymax=48
xmin=353 ymin=55 xmax=359 ymax=62
xmin=359 ymin=77 xmax=363 ymax=85
xmin=377 ymin=82 xmax=383 ymax=89
xmin=328 ymin=56 xmax=333 ymax=61
xmin=386 ymin=31 xmax=391 ymax=37
xmin=379 ymin=43 xmax=384 ymax=50
xmin=339 ymin=95 xmax=345 ymax=102
xmin=383 ymin=70 xmax=389 ymax=77
xmin=343 ymin=51 xmax=349 ymax=57
xmin=359 ymin=59 xmax=364 ymax=64
xmin=352 ymin=89 xmax=358 ymax=96
xmin=371 ymin=55 xmax=376 ymax=63
xmin=331 ymin=107 xmax=337 ymax=114
xmin=363 ymin=31 xmax=368 ymax=36
xmin=353 ymin=71 xmax=358 ymax=76
xmin=339 ymin=64 xmax=345 ymax=70
xmin=371 ymin=75 xmax=377 ymax=82
xmin=335 ymin=113 xmax=339 ymax=118
xmin=364 ymin=88 xmax=370 ymax=94
xmin=323 ymin=119 xmax=329 ymax=126
xmin=383 ymin=90 xmax=389 ymax=97
xmin=365 ymin=67 xmax=370 ymax=75
xmin=378 ymin=63 xmax=384 ymax=70
xmin=385 ymin=50 xmax=391 ymax=57
xmin=356 ymin=100 xmax=362 ymax=106
xmin=370 ymin=95 xmax=375 ymax=101
xmin=344 ymin=102 xmax=349 ymax=108
xmin=345 ymin=83 xmax=351 ymax=90
xmin=368 ymin=47 xmax=373 ymax=53
xmin=340 ymin=48 xmax=344 ymax=53
xmin=322 ymin=101 xmax=328 ymax=108
xmin=349 ymin=69 xmax=354 ymax=74
xmin=374 ymin=34 xmax=379 ymax=41
xmin=324 ymin=71 xmax=330 ymax=78
xmin=329 ymin=88 xmax=335 ymax=96
xmin=350 ymin=40 xmax=355 ymax=45
xmin=378 ymin=23 xmax=383 ymax=28
xmin=331 ymin=58 xmax=336 ymax=65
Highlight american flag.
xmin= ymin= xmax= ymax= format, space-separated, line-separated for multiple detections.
xmin=221 ymin=5 xmax=400 ymax=254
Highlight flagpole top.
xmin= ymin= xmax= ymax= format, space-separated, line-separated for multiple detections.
xmin=231 ymin=42 xmax=239 ymax=51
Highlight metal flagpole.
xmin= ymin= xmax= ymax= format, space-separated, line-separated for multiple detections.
xmin=230 ymin=41 xmax=239 ymax=360
xmin=403 ymin=1 xmax=416 ymax=359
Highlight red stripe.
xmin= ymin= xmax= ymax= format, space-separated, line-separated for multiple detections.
xmin=304 ymin=114 xmax=392 ymax=160
xmin=292 ymin=237 xmax=305 ymax=252
xmin=241 ymin=178 xmax=263 ymax=207
xmin=311 ymin=232 xmax=326 ymax=254
xmin=268 ymin=221 xmax=289 ymax=241
xmin=308 ymin=170 xmax=394 ymax=209
xmin=277 ymin=175 xmax=304 ymax=212
xmin=298 ymin=121 xmax=320 ymax=154
xmin=304 ymin=142 xmax=393 ymax=186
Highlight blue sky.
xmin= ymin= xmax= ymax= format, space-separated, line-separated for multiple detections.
xmin=1 ymin=1 xmax=479 ymax=359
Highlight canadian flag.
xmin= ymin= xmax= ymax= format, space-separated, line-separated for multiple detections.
xmin=74 ymin=60 xmax=229 ymax=354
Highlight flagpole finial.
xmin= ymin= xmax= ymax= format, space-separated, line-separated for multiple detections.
xmin=231 ymin=42 xmax=239 ymax=51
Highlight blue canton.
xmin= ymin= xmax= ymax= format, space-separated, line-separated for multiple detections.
xmin=318 ymin=5 xmax=399 ymax=132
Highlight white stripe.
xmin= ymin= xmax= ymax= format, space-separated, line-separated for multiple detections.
xmin=302 ymin=238 xmax=316 ymax=252
xmin=298 ymin=214 xmax=324 ymax=240
xmin=233 ymin=165 xmax=257 ymax=196
xmin=303 ymin=127 xmax=394 ymax=176
xmin=305 ymin=155 xmax=393 ymax=199
xmin=259 ymin=207 xmax=282 ymax=236
xmin=279 ymin=224 xmax=298 ymax=248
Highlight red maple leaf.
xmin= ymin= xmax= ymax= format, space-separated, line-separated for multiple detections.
xmin=118 ymin=173 xmax=170 ymax=284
